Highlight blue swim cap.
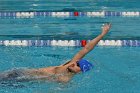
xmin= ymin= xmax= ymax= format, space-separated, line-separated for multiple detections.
xmin=78 ymin=59 xmax=93 ymax=72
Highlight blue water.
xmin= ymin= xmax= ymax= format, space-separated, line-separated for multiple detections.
xmin=0 ymin=17 xmax=140 ymax=40
xmin=0 ymin=0 xmax=140 ymax=11
xmin=0 ymin=0 xmax=140 ymax=39
xmin=0 ymin=46 xmax=140 ymax=93
xmin=0 ymin=0 xmax=140 ymax=93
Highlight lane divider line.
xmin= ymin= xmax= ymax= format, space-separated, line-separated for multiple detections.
xmin=0 ymin=11 xmax=140 ymax=18
xmin=0 ymin=40 xmax=140 ymax=47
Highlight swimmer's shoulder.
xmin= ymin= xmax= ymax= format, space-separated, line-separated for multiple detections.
xmin=36 ymin=66 xmax=64 ymax=73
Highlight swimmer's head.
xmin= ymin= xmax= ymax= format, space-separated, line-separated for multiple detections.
xmin=67 ymin=59 xmax=93 ymax=73
xmin=77 ymin=59 xmax=93 ymax=72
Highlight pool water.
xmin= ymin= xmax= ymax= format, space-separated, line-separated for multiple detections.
xmin=0 ymin=0 xmax=140 ymax=40
xmin=0 ymin=46 xmax=140 ymax=93
xmin=1 ymin=0 xmax=140 ymax=11
xmin=0 ymin=17 xmax=140 ymax=40
xmin=0 ymin=0 xmax=140 ymax=93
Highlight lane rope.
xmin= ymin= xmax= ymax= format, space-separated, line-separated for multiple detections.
xmin=1 ymin=40 xmax=140 ymax=47
xmin=0 ymin=11 xmax=140 ymax=18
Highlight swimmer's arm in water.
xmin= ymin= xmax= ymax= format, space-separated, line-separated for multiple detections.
xmin=65 ymin=23 xmax=111 ymax=66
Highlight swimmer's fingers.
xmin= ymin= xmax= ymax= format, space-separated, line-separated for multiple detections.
xmin=106 ymin=22 xmax=111 ymax=25
xmin=105 ymin=22 xmax=111 ymax=26
xmin=102 ymin=23 xmax=111 ymax=28
xmin=104 ymin=23 xmax=111 ymax=29
xmin=107 ymin=23 xmax=111 ymax=27
xmin=101 ymin=23 xmax=111 ymax=35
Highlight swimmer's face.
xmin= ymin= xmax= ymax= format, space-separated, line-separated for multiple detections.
xmin=68 ymin=63 xmax=81 ymax=73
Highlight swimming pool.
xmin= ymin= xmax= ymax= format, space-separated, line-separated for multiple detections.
xmin=0 ymin=46 xmax=140 ymax=93
xmin=0 ymin=0 xmax=140 ymax=93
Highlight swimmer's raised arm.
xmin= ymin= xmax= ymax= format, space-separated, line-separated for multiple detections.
xmin=69 ymin=23 xmax=111 ymax=64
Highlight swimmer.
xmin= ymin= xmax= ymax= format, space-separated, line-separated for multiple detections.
xmin=0 ymin=23 xmax=111 ymax=83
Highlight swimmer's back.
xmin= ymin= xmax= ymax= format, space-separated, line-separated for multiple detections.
xmin=0 ymin=66 xmax=72 ymax=82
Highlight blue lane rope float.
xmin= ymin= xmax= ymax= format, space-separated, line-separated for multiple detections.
xmin=0 ymin=11 xmax=140 ymax=18
xmin=1 ymin=40 xmax=140 ymax=47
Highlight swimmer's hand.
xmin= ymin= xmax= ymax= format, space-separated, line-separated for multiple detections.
xmin=101 ymin=23 xmax=111 ymax=36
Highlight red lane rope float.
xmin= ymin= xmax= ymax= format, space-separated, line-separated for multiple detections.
xmin=81 ymin=40 xmax=87 ymax=47
xmin=74 ymin=12 xmax=79 ymax=16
